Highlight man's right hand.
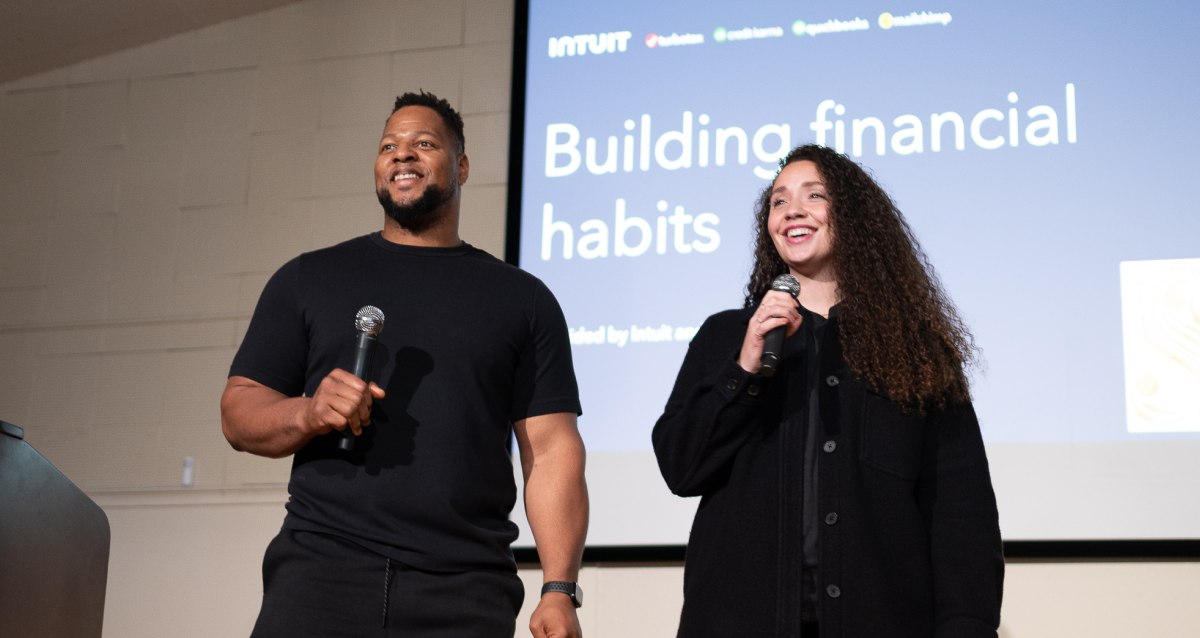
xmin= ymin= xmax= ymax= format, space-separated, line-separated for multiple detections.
xmin=303 ymin=368 xmax=386 ymax=437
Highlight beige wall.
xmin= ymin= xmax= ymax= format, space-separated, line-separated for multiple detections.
xmin=0 ymin=0 xmax=513 ymax=492
xmin=1 ymin=1 xmax=1197 ymax=637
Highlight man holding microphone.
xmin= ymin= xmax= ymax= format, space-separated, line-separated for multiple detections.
xmin=221 ymin=91 xmax=587 ymax=637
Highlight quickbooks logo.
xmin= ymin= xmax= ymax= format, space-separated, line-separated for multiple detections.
xmin=548 ymin=32 xmax=634 ymax=58
xmin=792 ymin=18 xmax=870 ymax=36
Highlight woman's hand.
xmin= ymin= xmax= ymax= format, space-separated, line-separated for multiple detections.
xmin=738 ymin=290 xmax=802 ymax=374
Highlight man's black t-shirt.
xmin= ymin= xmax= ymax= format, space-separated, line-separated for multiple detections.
xmin=230 ymin=233 xmax=581 ymax=573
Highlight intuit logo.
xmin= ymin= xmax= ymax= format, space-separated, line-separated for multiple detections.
xmin=548 ymin=32 xmax=633 ymax=58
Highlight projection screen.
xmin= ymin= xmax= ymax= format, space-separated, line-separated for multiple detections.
xmin=508 ymin=0 xmax=1200 ymax=548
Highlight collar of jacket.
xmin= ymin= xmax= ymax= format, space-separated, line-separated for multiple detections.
xmin=741 ymin=299 xmax=842 ymax=321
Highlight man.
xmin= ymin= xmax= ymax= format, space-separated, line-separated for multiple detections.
xmin=221 ymin=91 xmax=588 ymax=637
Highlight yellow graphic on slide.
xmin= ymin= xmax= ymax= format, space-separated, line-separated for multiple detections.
xmin=1120 ymin=258 xmax=1200 ymax=432
xmin=879 ymin=13 xmax=894 ymax=29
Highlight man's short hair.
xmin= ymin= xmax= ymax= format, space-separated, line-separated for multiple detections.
xmin=391 ymin=91 xmax=466 ymax=153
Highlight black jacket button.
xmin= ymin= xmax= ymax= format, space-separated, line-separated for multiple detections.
xmin=726 ymin=379 xmax=738 ymax=391
xmin=825 ymin=375 xmax=840 ymax=387
xmin=747 ymin=385 xmax=760 ymax=396
xmin=825 ymin=512 xmax=838 ymax=525
xmin=826 ymin=584 xmax=841 ymax=598
xmin=823 ymin=440 xmax=836 ymax=453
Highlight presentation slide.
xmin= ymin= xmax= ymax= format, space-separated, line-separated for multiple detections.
xmin=511 ymin=0 xmax=1200 ymax=546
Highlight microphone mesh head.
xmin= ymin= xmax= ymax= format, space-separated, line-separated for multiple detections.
xmin=355 ymin=305 xmax=385 ymax=335
xmin=770 ymin=274 xmax=801 ymax=299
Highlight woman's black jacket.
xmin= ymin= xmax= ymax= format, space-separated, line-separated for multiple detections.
xmin=652 ymin=306 xmax=1004 ymax=638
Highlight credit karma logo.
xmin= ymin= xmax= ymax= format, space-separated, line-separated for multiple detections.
xmin=713 ymin=26 xmax=784 ymax=42
xmin=548 ymin=32 xmax=633 ymax=58
xmin=645 ymin=32 xmax=704 ymax=48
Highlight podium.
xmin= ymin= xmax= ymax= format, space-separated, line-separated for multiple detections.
xmin=0 ymin=420 xmax=110 ymax=638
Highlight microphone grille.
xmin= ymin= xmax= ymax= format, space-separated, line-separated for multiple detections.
xmin=355 ymin=305 xmax=385 ymax=335
xmin=770 ymin=274 xmax=801 ymax=299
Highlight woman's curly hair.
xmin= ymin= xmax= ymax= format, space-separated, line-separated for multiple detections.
xmin=745 ymin=144 xmax=977 ymax=412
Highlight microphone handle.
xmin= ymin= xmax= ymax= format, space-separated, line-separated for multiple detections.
xmin=760 ymin=325 xmax=786 ymax=378
xmin=338 ymin=331 xmax=378 ymax=451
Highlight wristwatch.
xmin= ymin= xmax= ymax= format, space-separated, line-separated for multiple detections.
xmin=541 ymin=581 xmax=583 ymax=608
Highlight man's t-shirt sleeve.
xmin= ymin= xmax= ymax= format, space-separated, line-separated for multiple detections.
xmin=229 ymin=257 xmax=309 ymax=397
xmin=509 ymin=280 xmax=582 ymax=422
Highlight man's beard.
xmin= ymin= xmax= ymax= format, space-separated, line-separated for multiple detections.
xmin=377 ymin=181 xmax=454 ymax=233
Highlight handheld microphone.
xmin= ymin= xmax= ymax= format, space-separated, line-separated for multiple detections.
xmin=339 ymin=305 xmax=385 ymax=451
xmin=759 ymin=274 xmax=800 ymax=378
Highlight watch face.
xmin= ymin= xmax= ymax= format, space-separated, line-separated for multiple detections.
xmin=572 ymin=584 xmax=583 ymax=607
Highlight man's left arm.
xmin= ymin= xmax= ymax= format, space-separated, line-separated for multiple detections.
xmin=513 ymin=412 xmax=588 ymax=638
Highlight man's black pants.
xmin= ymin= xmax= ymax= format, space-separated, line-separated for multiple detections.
xmin=250 ymin=529 xmax=525 ymax=637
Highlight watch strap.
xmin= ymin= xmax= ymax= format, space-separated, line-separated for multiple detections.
xmin=541 ymin=581 xmax=582 ymax=608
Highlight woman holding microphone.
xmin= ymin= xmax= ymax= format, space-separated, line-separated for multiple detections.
xmin=653 ymin=144 xmax=1003 ymax=638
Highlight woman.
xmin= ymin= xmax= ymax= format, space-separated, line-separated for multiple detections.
xmin=653 ymin=145 xmax=1003 ymax=638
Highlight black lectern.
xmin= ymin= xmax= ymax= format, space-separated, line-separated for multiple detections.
xmin=0 ymin=420 xmax=110 ymax=638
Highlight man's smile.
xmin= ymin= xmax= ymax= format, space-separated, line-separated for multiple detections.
xmin=389 ymin=166 xmax=425 ymax=188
